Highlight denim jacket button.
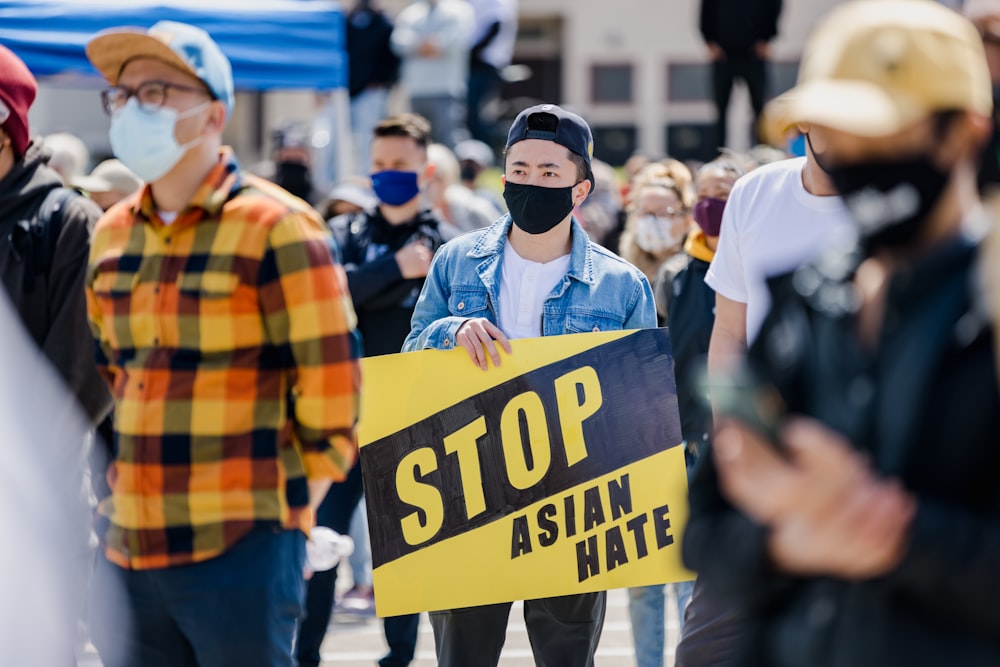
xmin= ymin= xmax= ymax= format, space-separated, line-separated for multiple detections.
xmin=457 ymin=301 xmax=465 ymax=311
xmin=592 ymin=325 xmax=599 ymax=332
xmin=444 ymin=338 xmax=451 ymax=347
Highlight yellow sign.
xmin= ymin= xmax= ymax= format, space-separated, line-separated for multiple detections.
xmin=359 ymin=329 xmax=694 ymax=617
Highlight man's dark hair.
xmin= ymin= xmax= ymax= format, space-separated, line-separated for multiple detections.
xmin=373 ymin=113 xmax=431 ymax=148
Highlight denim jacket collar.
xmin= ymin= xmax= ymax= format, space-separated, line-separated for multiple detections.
xmin=466 ymin=214 xmax=597 ymax=286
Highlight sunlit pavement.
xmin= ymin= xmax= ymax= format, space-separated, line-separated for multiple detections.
xmin=317 ymin=588 xmax=681 ymax=667
xmin=77 ymin=587 xmax=681 ymax=666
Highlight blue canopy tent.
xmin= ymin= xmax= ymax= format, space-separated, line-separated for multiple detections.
xmin=0 ymin=0 xmax=347 ymax=90
xmin=0 ymin=0 xmax=352 ymax=181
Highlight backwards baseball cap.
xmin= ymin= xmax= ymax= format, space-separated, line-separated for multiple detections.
xmin=86 ymin=20 xmax=234 ymax=118
xmin=762 ymin=0 xmax=992 ymax=144
xmin=506 ymin=104 xmax=595 ymax=186
xmin=0 ymin=44 xmax=37 ymax=157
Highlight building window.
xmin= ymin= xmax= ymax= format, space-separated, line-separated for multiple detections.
xmin=666 ymin=63 xmax=712 ymax=103
xmin=591 ymin=64 xmax=633 ymax=104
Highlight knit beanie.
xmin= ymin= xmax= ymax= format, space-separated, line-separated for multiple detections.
xmin=0 ymin=44 xmax=37 ymax=158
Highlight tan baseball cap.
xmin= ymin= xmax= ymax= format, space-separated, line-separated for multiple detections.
xmin=762 ymin=0 xmax=993 ymax=144
xmin=87 ymin=20 xmax=234 ymax=117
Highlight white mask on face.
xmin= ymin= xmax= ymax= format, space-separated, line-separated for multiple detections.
xmin=109 ymin=97 xmax=209 ymax=183
xmin=634 ymin=215 xmax=684 ymax=254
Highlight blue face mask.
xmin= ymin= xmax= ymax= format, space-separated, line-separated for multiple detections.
xmin=371 ymin=170 xmax=421 ymax=206
xmin=109 ymin=98 xmax=208 ymax=183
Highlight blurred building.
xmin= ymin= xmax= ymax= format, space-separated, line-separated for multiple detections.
xmin=27 ymin=0 xmax=846 ymax=175
xmin=380 ymin=0 xmax=846 ymax=163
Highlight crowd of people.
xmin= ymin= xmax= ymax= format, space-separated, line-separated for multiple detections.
xmin=2 ymin=1 xmax=1000 ymax=667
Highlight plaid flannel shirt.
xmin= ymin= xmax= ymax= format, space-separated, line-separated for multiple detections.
xmin=86 ymin=149 xmax=360 ymax=570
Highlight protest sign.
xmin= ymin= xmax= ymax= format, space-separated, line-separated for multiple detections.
xmin=359 ymin=328 xmax=693 ymax=616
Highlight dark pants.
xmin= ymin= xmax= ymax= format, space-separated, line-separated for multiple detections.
xmin=467 ymin=61 xmax=504 ymax=144
xmin=674 ymin=578 xmax=748 ymax=667
xmin=297 ymin=462 xmax=420 ymax=667
xmin=711 ymin=54 xmax=767 ymax=148
xmin=90 ymin=528 xmax=306 ymax=667
xmin=429 ymin=592 xmax=606 ymax=667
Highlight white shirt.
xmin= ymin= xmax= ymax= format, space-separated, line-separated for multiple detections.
xmin=705 ymin=157 xmax=856 ymax=342
xmin=498 ymin=238 xmax=570 ymax=339
xmin=391 ymin=0 xmax=475 ymax=97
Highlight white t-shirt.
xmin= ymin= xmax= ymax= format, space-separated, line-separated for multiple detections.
xmin=705 ymin=157 xmax=856 ymax=343
xmin=498 ymin=238 xmax=570 ymax=339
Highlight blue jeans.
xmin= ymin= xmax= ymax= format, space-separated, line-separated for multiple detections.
xmin=628 ymin=581 xmax=695 ymax=667
xmin=90 ymin=528 xmax=306 ymax=667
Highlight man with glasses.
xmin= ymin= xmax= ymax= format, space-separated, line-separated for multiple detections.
xmin=84 ymin=21 xmax=362 ymax=667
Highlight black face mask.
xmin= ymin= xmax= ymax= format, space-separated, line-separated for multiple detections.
xmin=825 ymin=154 xmax=950 ymax=253
xmin=503 ymin=182 xmax=578 ymax=235
xmin=275 ymin=162 xmax=313 ymax=202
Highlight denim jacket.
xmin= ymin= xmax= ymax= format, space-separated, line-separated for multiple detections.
xmin=403 ymin=215 xmax=656 ymax=351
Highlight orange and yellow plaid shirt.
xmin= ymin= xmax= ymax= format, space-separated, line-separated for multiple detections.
xmin=86 ymin=149 xmax=360 ymax=570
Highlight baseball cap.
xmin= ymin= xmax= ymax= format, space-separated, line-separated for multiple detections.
xmin=0 ymin=44 xmax=37 ymax=157
xmin=506 ymin=104 xmax=595 ymax=185
xmin=762 ymin=0 xmax=992 ymax=144
xmin=454 ymin=139 xmax=495 ymax=168
xmin=86 ymin=20 xmax=234 ymax=118
xmin=71 ymin=159 xmax=143 ymax=195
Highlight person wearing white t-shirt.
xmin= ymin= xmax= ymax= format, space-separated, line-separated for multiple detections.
xmin=404 ymin=103 xmax=655 ymax=667
xmin=675 ymin=131 xmax=854 ymax=667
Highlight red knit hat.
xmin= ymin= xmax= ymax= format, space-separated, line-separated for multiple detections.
xmin=0 ymin=44 xmax=37 ymax=158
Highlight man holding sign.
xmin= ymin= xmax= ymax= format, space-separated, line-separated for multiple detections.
xmin=403 ymin=104 xmax=656 ymax=666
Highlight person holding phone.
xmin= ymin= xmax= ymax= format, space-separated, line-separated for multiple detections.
xmin=684 ymin=2 xmax=1000 ymax=665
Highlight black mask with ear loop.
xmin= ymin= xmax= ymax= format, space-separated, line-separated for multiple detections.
xmin=503 ymin=181 xmax=581 ymax=235
xmin=806 ymin=133 xmax=951 ymax=253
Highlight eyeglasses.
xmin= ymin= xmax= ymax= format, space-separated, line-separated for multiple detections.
xmin=100 ymin=80 xmax=213 ymax=116
xmin=0 ymin=98 xmax=9 ymax=125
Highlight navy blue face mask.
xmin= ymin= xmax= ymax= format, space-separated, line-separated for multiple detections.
xmin=371 ymin=170 xmax=421 ymax=206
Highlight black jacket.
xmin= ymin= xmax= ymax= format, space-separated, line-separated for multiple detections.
xmin=659 ymin=252 xmax=715 ymax=447
xmin=346 ymin=6 xmax=401 ymax=98
xmin=700 ymin=0 xmax=782 ymax=56
xmin=0 ymin=140 xmax=110 ymax=423
xmin=683 ymin=234 xmax=1000 ymax=666
xmin=330 ymin=207 xmax=451 ymax=356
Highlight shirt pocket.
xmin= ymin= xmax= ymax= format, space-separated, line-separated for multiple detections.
xmin=91 ymin=264 xmax=140 ymax=350
xmin=177 ymin=271 xmax=240 ymax=299
xmin=563 ymin=311 xmax=627 ymax=334
xmin=448 ymin=289 xmax=490 ymax=318
xmin=176 ymin=271 xmax=241 ymax=322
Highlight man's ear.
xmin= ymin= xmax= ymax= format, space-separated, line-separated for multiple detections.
xmin=204 ymin=101 xmax=227 ymax=135
xmin=500 ymin=174 xmax=506 ymax=187
xmin=572 ymin=178 xmax=592 ymax=206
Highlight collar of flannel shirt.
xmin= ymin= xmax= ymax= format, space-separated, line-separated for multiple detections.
xmin=133 ymin=147 xmax=243 ymax=224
